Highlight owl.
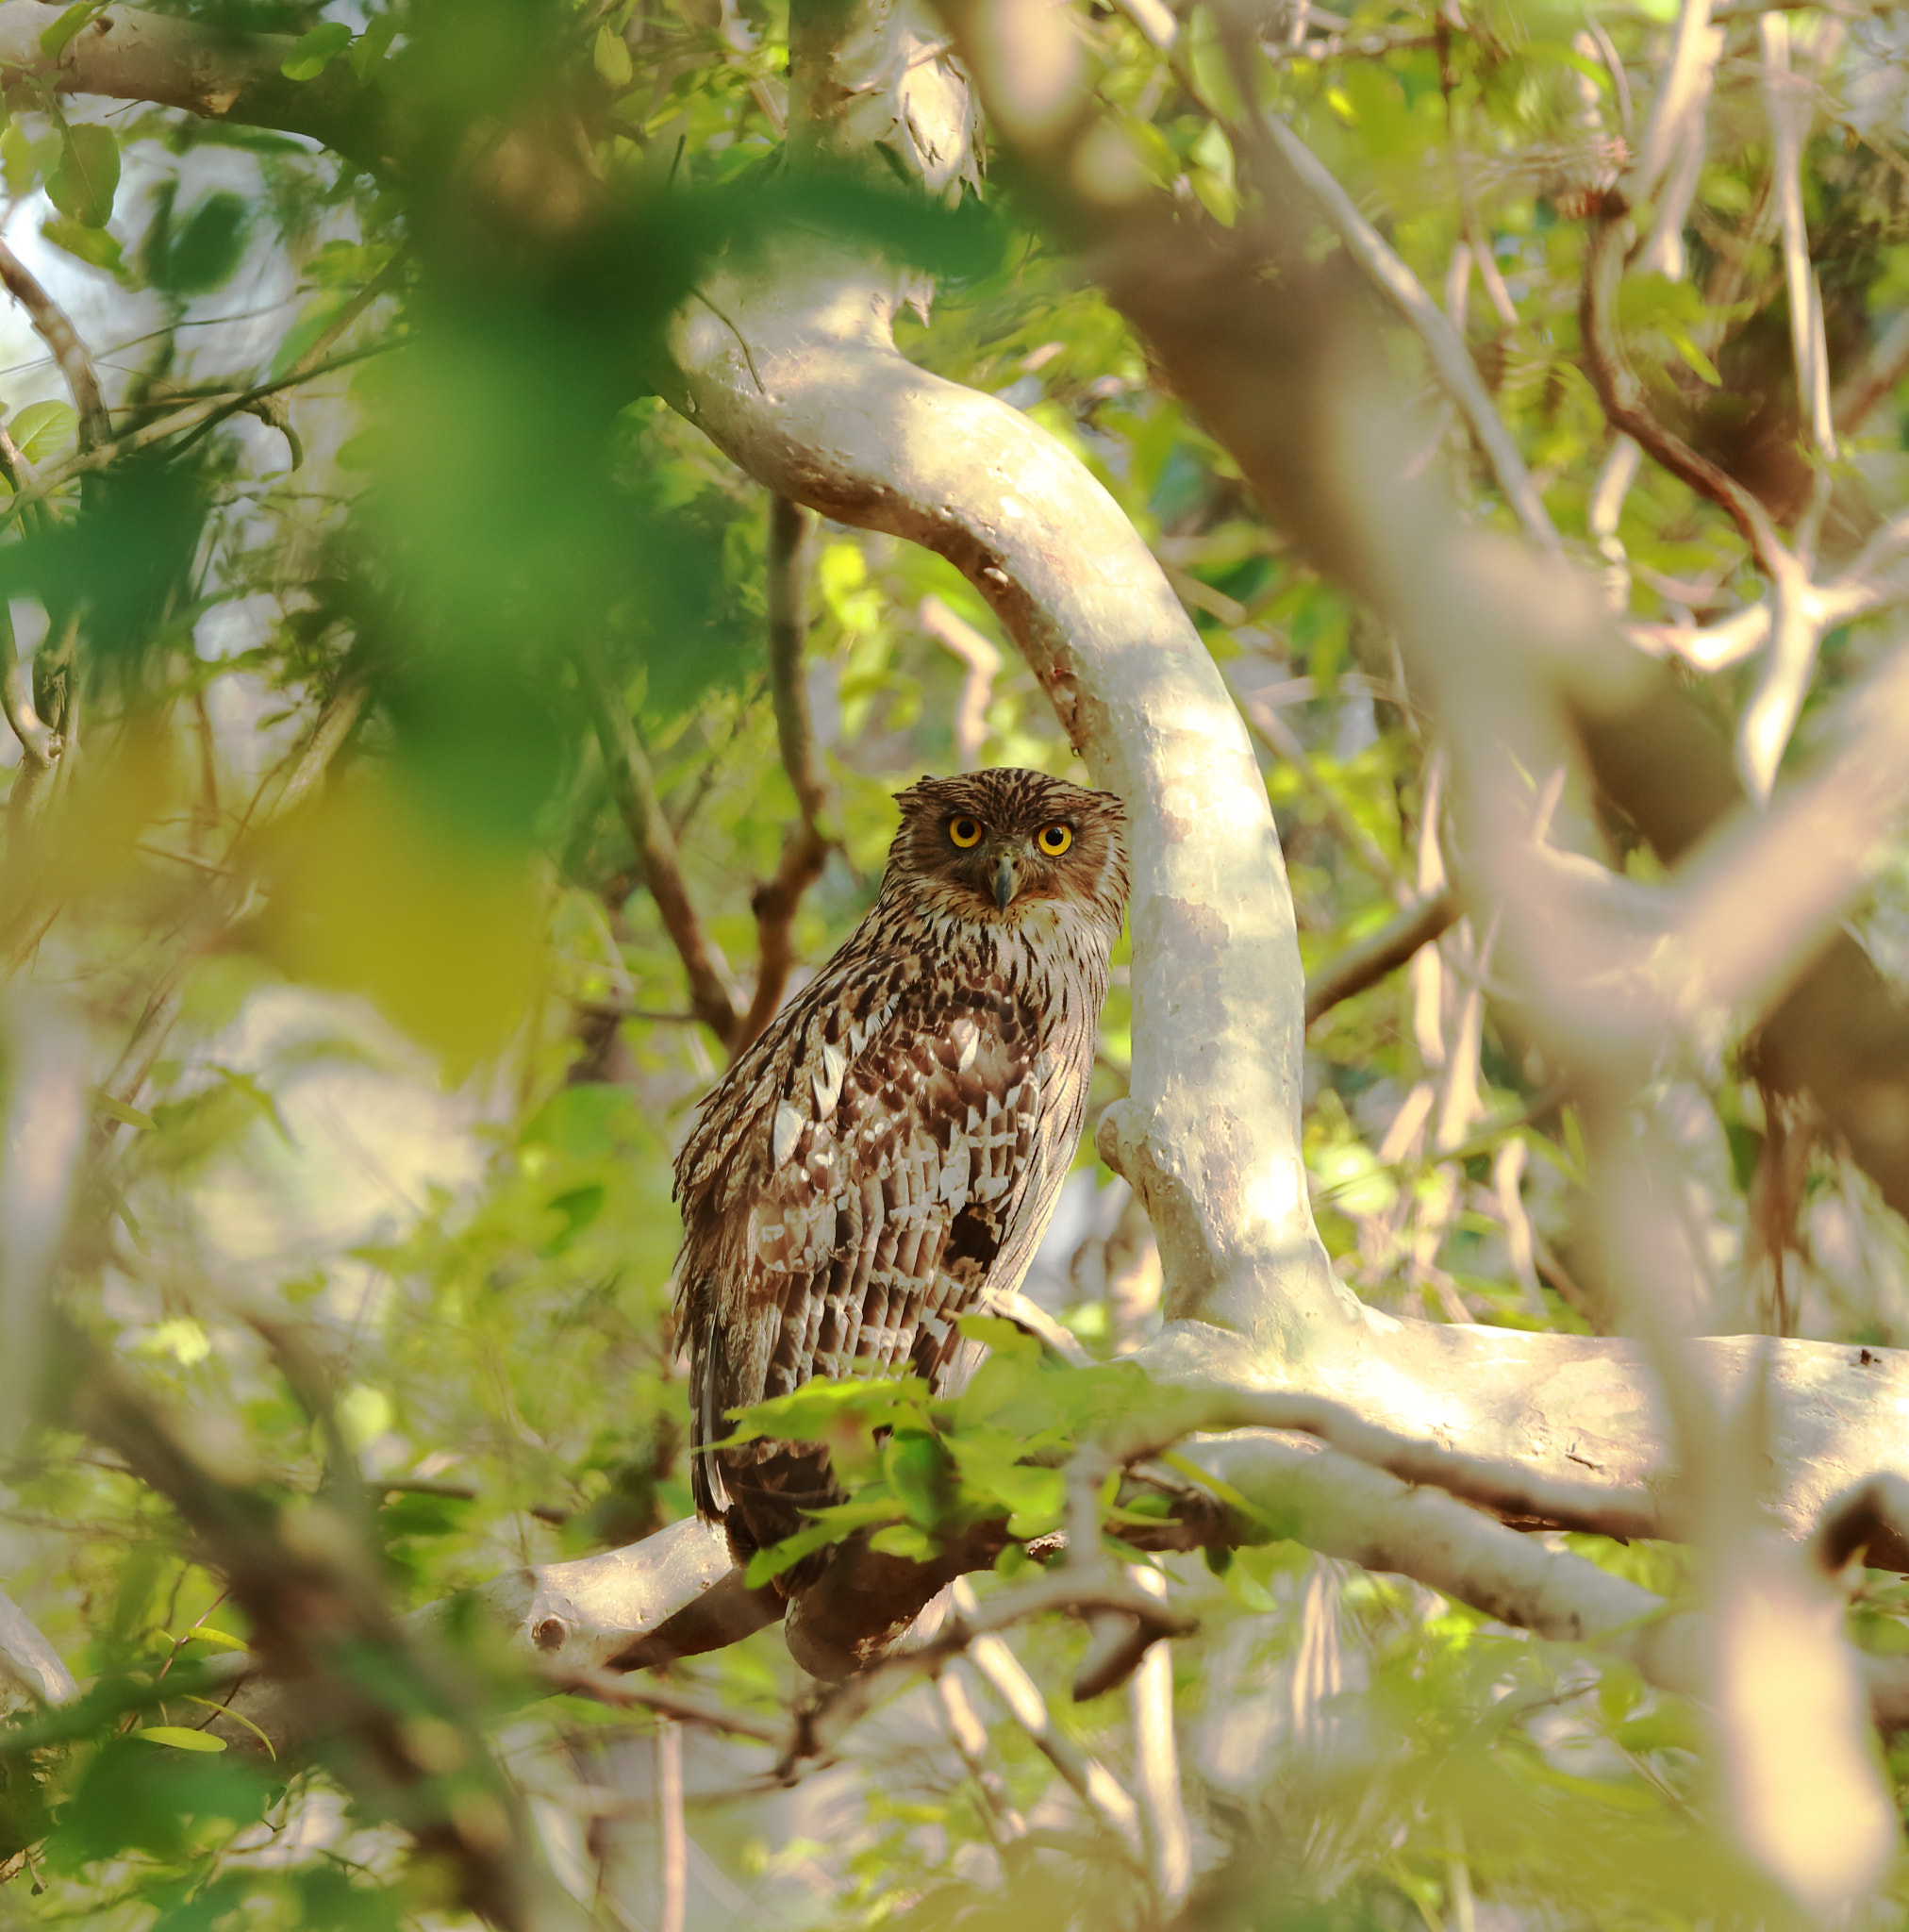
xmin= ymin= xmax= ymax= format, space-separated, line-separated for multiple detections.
xmin=672 ymin=768 xmax=1130 ymax=1579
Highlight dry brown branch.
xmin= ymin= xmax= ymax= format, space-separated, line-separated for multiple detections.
xmin=1580 ymin=203 xmax=1789 ymax=577
xmin=576 ymin=640 xmax=742 ymax=1048
xmin=0 ymin=237 xmax=108 ymax=452
xmin=739 ymin=493 xmax=831 ymax=1049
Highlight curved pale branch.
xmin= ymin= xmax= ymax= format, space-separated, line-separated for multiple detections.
xmin=665 ymin=237 xmax=1353 ymax=1355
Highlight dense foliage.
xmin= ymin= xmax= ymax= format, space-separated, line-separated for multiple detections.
xmin=3 ymin=0 xmax=1909 ymax=1927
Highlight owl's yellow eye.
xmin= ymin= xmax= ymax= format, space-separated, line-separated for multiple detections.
xmin=949 ymin=815 xmax=983 ymax=849
xmin=1037 ymin=823 xmax=1073 ymax=857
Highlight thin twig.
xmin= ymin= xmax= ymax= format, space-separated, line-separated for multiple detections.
xmin=0 ymin=599 xmax=56 ymax=768
xmin=1579 ymin=203 xmax=1789 ymax=576
xmin=1252 ymin=115 xmax=1562 ymax=558
xmin=739 ymin=494 xmax=831 ymax=1049
xmin=1305 ymin=888 xmax=1460 ymax=1024
xmin=540 ymin=1661 xmax=780 ymax=1754
xmin=576 ymin=641 xmax=740 ymax=1047
xmin=936 ymin=1664 xmax=1029 ymax=1846
xmin=0 ymin=341 xmax=398 ymax=529
xmin=89 ymin=676 xmax=371 ymax=1146
xmin=656 ymin=1714 xmax=687 ymax=1932
xmin=919 ymin=593 xmax=1002 ymax=770
xmin=1126 ymin=1565 xmax=1192 ymax=1908
xmin=785 ymin=1569 xmax=1188 ymax=1799
xmin=0 ymin=236 xmax=108 ymax=451
xmin=1629 ymin=0 xmax=1723 ymax=278
xmin=948 ymin=1578 xmax=1147 ymax=1860
xmin=1759 ymin=13 xmax=1835 ymax=460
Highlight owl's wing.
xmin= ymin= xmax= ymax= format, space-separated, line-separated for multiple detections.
xmin=679 ymin=956 xmax=1063 ymax=1529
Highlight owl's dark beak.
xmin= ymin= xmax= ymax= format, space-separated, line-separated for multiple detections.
xmin=992 ymin=854 xmax=1018 ymax=911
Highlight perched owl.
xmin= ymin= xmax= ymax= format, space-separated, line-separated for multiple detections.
xmin=672 ymin=768 xmax=1130 ymax=1579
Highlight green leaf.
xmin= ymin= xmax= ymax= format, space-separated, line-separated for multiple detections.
xmin=157 ymin=192 xmax=248 ymax=296
xmin=40 ymin=216 xmax=122 ymax=275
xmin=280 ymin=21 xmax=353 ymax=83
xmin=742 ymin=1521 xmax=837 ymax=1588
xmin=39 ymin=2 xmax=103 ymax=59
xmin=47 ymin=124 xmax=119 ymax=228
xmin=268 ymin=288 xmax=356 ymax=382
xmin=169 ymin=1626 xmax=249 ymax=1652
xmin=10 ymin=399 xmax=77 ymax=463
xmin=594 ymin=24 xmax=633 ymax=88
xmin=0 ymin=124 xmax=35 ymax=196
xmin=867 ymin=1523 xmax=938 ymax=1561
xmin=137 ymin=1726 xmax=227 ymax=1752
xmin=95 ymin=1092 xmax=157 ymax=1130
xmin=349 ymin=13 xmax=399 ymax=79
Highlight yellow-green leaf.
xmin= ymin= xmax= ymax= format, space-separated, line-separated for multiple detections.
xmin=138 ymin=1726 xmax=226 ymax=1752
xmin=281 ymin=21 xmax=352 ymax=82
xmin=170 ymin=1626 xmax=249 ymax=1652
xmin=96 ymin=1093 xmax=156 ymax=1130
xmin=39 ymin=2 xmax=102 ymax=58
xmin=9 ymin=400 xmax=77 ymax=463
xmin=593 ymin=24 xmax=633 ymax=88
xmin=47 ymin=125 xmax=119 ymax=228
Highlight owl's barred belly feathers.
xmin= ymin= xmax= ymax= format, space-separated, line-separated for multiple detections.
xmin=671 ymin=769 xmax=1131 ymax=1581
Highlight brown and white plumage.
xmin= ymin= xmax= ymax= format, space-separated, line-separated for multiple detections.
xmin=672 ymin=769 xmax=1130 ymax=1577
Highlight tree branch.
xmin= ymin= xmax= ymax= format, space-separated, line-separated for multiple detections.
xmin=1257 ymin=113 xmax=1562 ymax=559
xmin=739 ymin=493 xmax=831 ymax=1049
xmin=0 ymin=1587 xmax=75 ymax=1713
xmin=576 ymin=641 xmax=742 ymax=1048
xmin=0 ymin=2 xmax=384 ymax=161
xmin=0 ymin=598 xmax=57 ymax=768
xmin=0 ymin=237 xmax=107 ymax=452
xmin=1304 ymin=889 xmax=1459 ymax=1025
xmin=1580 ymin=199 xmax=1790 ymax=578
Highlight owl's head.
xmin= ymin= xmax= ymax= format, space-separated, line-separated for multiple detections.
xmin=888 ymin=769 xmax=1129 ymax=935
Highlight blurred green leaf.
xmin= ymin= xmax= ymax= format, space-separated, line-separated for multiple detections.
xmin=280 ymin=21 xmax=353 ymax=82
xmin=47 ymin=124 xmax=118 ymax=227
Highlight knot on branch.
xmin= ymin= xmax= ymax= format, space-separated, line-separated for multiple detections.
xmin=1094 ymin=1097 xmax=1142 ymax=1186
